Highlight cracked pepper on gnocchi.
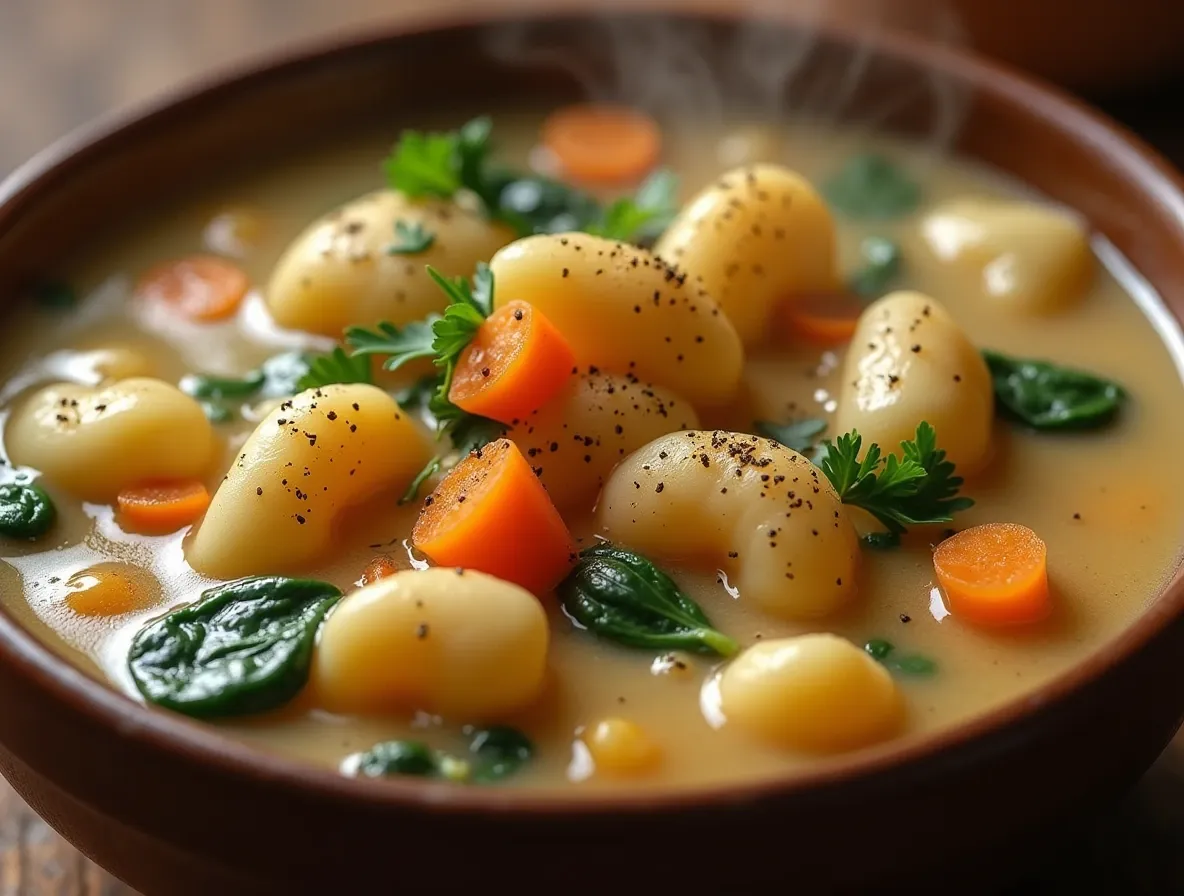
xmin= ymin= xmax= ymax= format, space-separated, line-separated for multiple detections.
xmin=1 ymin=107 xmax=1182 ymax=791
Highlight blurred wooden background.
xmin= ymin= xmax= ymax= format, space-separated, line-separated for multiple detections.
xmin=1 ymin=0 xmax=1184 ymax=893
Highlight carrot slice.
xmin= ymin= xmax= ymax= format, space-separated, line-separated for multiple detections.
xmin=933 ymin=522 xmax=1050 ymax=626
xmin=541 ymin=104 xmax=661 ymax=185
xmin=116 ymin=481 xmax=211 ymax=535
xmin=360 ymin=556 xmax=399 ymax=587
xmin=782 ymin=292 xmax=865 ymax=345
xmin=136 ymin=255 xmax=249 ymax=321
xmin=448 ymin=300 xmax=575 ymax=424
xmin=412 ymin=438 xmax=576 ymax=594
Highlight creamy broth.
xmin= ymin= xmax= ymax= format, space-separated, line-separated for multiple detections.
xmin=1 ymin=112 xmax=1182 ymax=793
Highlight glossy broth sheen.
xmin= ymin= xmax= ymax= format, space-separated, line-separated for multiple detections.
xmin=1 ymin=113 xmax=1183 ymax=793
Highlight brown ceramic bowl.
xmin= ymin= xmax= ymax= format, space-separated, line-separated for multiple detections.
xmin=1 ymin=7 xmax=1183 ymax=895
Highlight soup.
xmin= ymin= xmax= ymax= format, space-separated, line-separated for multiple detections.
xmin=1 ymin=107 xmax=1181 ymax=793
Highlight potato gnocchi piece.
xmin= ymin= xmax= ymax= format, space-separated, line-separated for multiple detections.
xmin=654 ymin=164 xmax=839 ymax=345
xmin=599 ymin=431 xmax=859 ymax=619
xmin=832 ymin=291 xmax=994 ymax=474
xmin=489 ymin=232 xmax=744 ymax=407
xmin=917 ymin=198 xmax=1093 ymax=314
xmin=718 ymin=634 xmax=901 ymax=752
xmin=187 ymin=384 xmax=429 ymax=578
xmin=267 ymin=190 xmax=514 ymax=337
xmin=311 ymin=567 xmax=548 ymax=719
xmin=5 ymin=378 xmax=214 ymax=501
xmin=509 ymin=370 xmax=700 ymax=513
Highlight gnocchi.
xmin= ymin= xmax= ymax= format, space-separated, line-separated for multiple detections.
xmin=718 ymin=634 xmax=901 ymax=751
xmin=916 ymin=198 xmax=1093 ymax=314
xmin=655 ymin=164 xmax=839 ymax=344
xmin=509 ymin=370 xmax=700 ymax=513
xmin=311 ymin=567 xmax=548 ymax=718
xmin=599 ymin=430 xmax=860 ymax=619
xmin=267 ymin=190 xmax=514 ymax=337
xmin=187 ymin=384 xmax=429 ymax=578
xmin=489 ymin=232 xmax=744 ymax=407
xmin=832 ymin=291 xmax=995 ymax=474
xmin=5 ymin=378 xmax=214 ymax=500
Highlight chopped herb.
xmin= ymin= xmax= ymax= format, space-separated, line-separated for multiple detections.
xmin=382 ymin=125 xmax=467 ymax=199
xmin=587 ymin=168 xmax=680 ymax=244
xmin=818 ymin=421 xmax=973 ymax=537
xmin=863 ymin=638 xmax=937 ymax=676
xmin=297 ymin=346 xmax=374 ymax=391
xmin=849 ymin=236 xmax=902 ymax=298
xmin=395 ymin=374 xmax=441 ymax=413
xmin=982 ymin=349 xmax=1125 ymax=430
xmin=32 ymin=281 xmax=77 ymax=310
xmin=755 ymin=417 xmax=827 ymax=454
xmin=351 ymin=725 xmax=533 ymax=784
xmin=180 ymin=369 xmax=266 ymax=400
xmin=356 ymin=740 xmax=440 ymax=778
xmin=401 ymin=457 xmax=442 ymax=505
xmin=386 ymin=219 xmax=435 ymax=255
xmin=862 ymin=531 xmax=901 ymax=550
xmin=557 ymin=543 xmax=739 ymax=657
xmin=258 ymin=351 xmax=313 ymax=398
xmin=824 ymin=153 xmax=920 ymax=219
xmin=466 ymin=725 xmax=534 ymax=782
xmin=346 ymin=320 xmax=437 ymax=373
xmin=199 ymin=400 xmax=234 ymax=424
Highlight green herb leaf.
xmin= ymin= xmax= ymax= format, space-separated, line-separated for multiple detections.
xmin=557 ymin=543 xmax=738 ymax=657
xmin=180 ymin=369 xmax=266 ymax=400
xmin=849 ymin=236 xmax=902 ymax=298
xmin=862 ymin=531 xmax=901 ymax=550
xmin=587 ymin=168 xmax=680 ymax=244
xmin=396 ymin=374 xmax=442 ymax=413
xmin=0 ymin=483 xmax=56 ymax=540
xmin=297 ymin=346 xmax=374 ymax=391
xmin=32 ymin=280 xmax=78 ymax=310
xmin=401 ymin=456 xmax=443 ymax=506
xmin=755 ymin=417 xmax=827 ymax=454
xmin=492 ymin=174 xmax=601 ymax=235
xmin=346 ymin=319 xmax=437 ymax=372
xmin=386 ymin=219 xmax=436 ymax=256
xmin=355 ymin=740 xmax=440 ymax=778
xmin=982 ymin=349 xmax=1125 ymax=430
xmin=199 ymin=400 xmax=235 ymax=424
xmin=466 ymin=725 xmax=534 ymax=782
xmin=818 ymin=421 xmax=973 ymax=537
xmin=824 ymin=154 xmax=920 ymax=219
xmin=128 ymin=576 xmax=341 ymax=718
xmin=864 ymin=639 xmax=937 ymax=676
xmin=382 ymin=128 xmax=464 ymax=198
xmin=258 ymin=352 xmax=313 ymax=398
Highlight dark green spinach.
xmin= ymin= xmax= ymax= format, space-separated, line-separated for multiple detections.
xmin=849 ymin=236 xmax=902 ymax=298
xmin=356 ymin=741 xmax=441 ymax=779
xmin=755 ymin=417 xmax=827 ymax=454
xmin=0 ymin=483 xmax=56 ymax=540
xmin=353 ymin=726 xmax=534 ymax=784
xmin=128 ymin=576 xmax=341 ymax=718
xmin=557 ymin=543 xmax=738 ymax=657
xmin=863 ymin=638 xmax=937 ymax=676
xmin=982 ymin=349 xmax=1125 ymax=430
xmin=467 ymin=725 xmax=534 ymax=782
xmin=824 ymin=154 xmax=920 ymax=219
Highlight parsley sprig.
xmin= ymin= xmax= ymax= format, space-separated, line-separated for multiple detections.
xmin=345 ymin=263 xmax=504 ymax=502
xmin=818 ymin=421 xmax=973 ymax=536
xmin=386 ymin=220 xmax=435 ymax=255
xmin=382 ymin=116 xmax=678 ymax=243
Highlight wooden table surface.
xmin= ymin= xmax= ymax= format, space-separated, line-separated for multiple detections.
xmin=2 ymin=1 xmax=1184 ymax=893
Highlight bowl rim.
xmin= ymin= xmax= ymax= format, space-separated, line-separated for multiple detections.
xmin=2 ymin=3 xmax=1184 ymax=816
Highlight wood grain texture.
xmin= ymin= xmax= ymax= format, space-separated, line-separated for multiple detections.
xmin=0 ymin=0 xmax=1183 ymax=893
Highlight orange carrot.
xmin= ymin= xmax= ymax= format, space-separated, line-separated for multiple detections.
xmin=136 ymin=255 xmax=249 ymax=322
xmin=448 ymin=300 xmax=575 ymax=425
xmin=541 ymin=104 xmax=661 ymax=185
xmin=933 ymin=522 xmax=1051 ymax=626
xmin=412 ymin=438 xmax=576 ymax=594
xmin=116 ymin=481 xmax=211 ymax=535
xmin=782 ymin=292 xmax=865 ymax=345
xmin=360 ymin=556 xmax=399 ymax=587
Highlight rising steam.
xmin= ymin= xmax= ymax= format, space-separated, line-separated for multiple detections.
xmin=482 ymin=0 xmax=971 ymax=162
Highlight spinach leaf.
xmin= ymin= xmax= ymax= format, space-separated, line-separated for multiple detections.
xmin=755 ymin=417 xmax=827 ymax=454
xmin=862 ymin=531 xmax=901 ymax=550
xmin=356 ymin=741 xmax=441 ymax=778
xmin=467 ymin=725 xmax=534 ymax=783
xmin=557 ymin=543 xmax=738 ymax=657
xmin=491 ymin=173 xmax=602 ymax=235
xmin=824 ymin=154 xmax=920 ymax=219
xmin=32 ymin=280 xmax=78 ymax=310
xmin=849 ymin=236 xmax=902 ymax=298
xmin=863 ymin=638 xmax=937 ymax=676
xmin=128 ymin=576 xmax=341 ymax=718
xmin=0 ymin=483 xmax=56 ymax=540
xmin=982 ymin=349 xmax=1125 ymax=430
xmin=180 ymin=369 xmax=266 ymax=400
